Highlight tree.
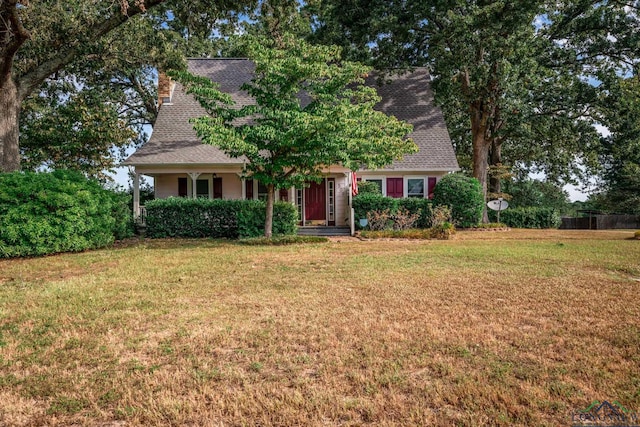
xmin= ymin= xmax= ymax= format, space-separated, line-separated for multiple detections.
xmin=19 ymin=83 xmax=137 ymax=180
xmin=0 ymin=0 xmax=253 ymax=173
xmin=594 ymin=74 xmax=640 ymax=214
xmin=503 ymin=178 xmax=570 ymax=214
xmin=173 ymin=35 xmax=416 ymax=237
xmin=305 ymin=0 xmax=610 ymax=221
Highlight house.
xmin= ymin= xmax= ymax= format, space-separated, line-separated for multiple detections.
xmin=123 ymin=59 xmax=459 ymax=233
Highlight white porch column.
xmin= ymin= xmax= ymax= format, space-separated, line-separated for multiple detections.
xmin=188 ymin=172 xmax=201 ymax=199
xmin=347 ymin=172 xmax=354 ymax=236
xmin=133 ymin=172 xmax=140 ymax=219
xmin=239 ymin=173 xmax=246 ymax=200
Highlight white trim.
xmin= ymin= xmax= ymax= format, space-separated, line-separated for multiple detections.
xmin=404 ymin=176 xmax=427 ymax=198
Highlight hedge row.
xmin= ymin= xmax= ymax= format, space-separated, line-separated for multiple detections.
xmin=144 ymin=197 xmax=298 ymax=238
xmin=498 ymin=207 xmax=562 ymax=229
xmin=0 ymin=170 xmax=133 ymax=258
xmin=353 ymin=194 xmax=433 ymax=229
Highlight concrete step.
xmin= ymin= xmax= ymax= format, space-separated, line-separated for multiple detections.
xmin=297 ymin=226 xmax=351 ymax=236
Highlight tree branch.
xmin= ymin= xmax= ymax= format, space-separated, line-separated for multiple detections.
xmin=16 ymin=0 xmax=166 ymax=100
xmin=0 ymin=0 xmax=31 ymax=85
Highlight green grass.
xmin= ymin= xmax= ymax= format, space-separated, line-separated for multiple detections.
xmin=0 ymin=230 xmax=639 ymax=425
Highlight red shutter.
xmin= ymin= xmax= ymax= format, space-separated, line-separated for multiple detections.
xmin=386 ymin=178 xmax=403 ymax=198
xmin=213 ymin=177 xmax=223 ymax=199
xmin=428 ymin=177 xmax=437 ymax=199
xmin=245 ymin=179 xmax=253 ymax=200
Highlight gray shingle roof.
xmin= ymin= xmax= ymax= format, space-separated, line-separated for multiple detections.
xmin=124 ymin=59 xmax=459 ymax=171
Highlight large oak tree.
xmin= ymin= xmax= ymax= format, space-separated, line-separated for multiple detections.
xmin=0 ymin=0 xmax=252 ymax=173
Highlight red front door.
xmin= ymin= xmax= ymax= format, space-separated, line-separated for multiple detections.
xmin=387 ymin=178 xmax=403 ymax=198
xmin=305 ymin=179 xmax=326 ymax=221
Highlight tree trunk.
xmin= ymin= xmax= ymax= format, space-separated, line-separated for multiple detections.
xmin=0 ymin=77 xmax=20 ymax=172
xmin=471 ymin=109 xmax=490 ymax=223
xmin=489 ymin=139 xmax=502 ymax=196
xmin=264 ymin=183 xmax=275 ymax=238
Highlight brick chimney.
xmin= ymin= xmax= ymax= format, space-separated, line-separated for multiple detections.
xmin=158 ymin=71 xmax=173 ymax=106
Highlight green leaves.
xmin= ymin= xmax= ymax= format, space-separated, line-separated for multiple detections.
xmin=0 ymin=170 xmax=133 ymax=258
xmin=172 ymin=34 xmax=417 ymax=235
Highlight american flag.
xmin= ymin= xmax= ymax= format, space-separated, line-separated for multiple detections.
xmin=351 ymin=172 xmax=358 ymax=196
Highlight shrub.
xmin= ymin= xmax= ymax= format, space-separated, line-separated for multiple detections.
xmin=499 ymin=207 xmax=561 ymax=229
xmin=354 ymin=194 xmax=433 ymax=229
xmin=0 ymin=170 xmax=133 ymax=258
xmin=397 ymin=198 xmax=432 ymax=228
xmin=238 ymin=201 xmax=298 ymax=238
xmin=145 ymin=198 xmax=298 ymax=238
xmin=353 ymin=193 xmax=398 ymax=227
xmin=432 ymin=174 xmax=483 ymax=228
xmin=392 ymin=207 xmax=420 ymax=230
xmin=430 ymin=205 xmax=453 ymax=228
xmin=366 ymin=209 xmax=393 ymax=231
xmin=430 ymin=222 xmax=456 ymax=240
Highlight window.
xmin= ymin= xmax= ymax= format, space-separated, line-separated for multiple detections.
xmin=296 ymin=188 xmax=303 ymax=222
xmin=245 ymin=179 xmax=254 ymax=200
xmin=178 ymin=177 xmax=188 ymax=197
xmin=407 ymin=178 xmax=425 ymax=198
xmin=257 ymin=181 xmax=268 ymax=201
xmin=328 ymin=179 xmax=335 ymax=224
xmin=196 ymin=179 xmax=209 ymax=198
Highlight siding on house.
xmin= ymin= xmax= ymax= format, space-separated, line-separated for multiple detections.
xmin=154 ymin=174 xmax=183 ymax=199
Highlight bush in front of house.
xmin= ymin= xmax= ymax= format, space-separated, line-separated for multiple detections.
xmin=397 ymin=197 xmax=433 ymax=228
xmin=144 ymin=198 xmax=298 ymax=238
xmin=145 ymin=197 xmax=240 ymax=238
xmin=0 ymin=170 xmax=133 ymax=258
xmin=353 ymin=193 xmax=398 ymax=227
xmin=432 ymin=174 xmax=484 ymax=228
xmin=353 ymin=194 xmax=433 ymax=229
xmin=237 ymin=200 xmax=298 ymax=238
xmin=499 ymin=207 xmax=561 ymax=229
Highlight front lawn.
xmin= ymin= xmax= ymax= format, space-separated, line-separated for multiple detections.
xmin=0 ymin=230 xmax=638 ymax=426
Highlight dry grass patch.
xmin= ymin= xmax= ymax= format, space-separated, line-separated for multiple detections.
xmin=0 ymin=230 xmax=639 ymax=426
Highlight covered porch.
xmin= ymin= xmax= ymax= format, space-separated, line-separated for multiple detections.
xmin=130 ymin=166 xmax=358 ymax=235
